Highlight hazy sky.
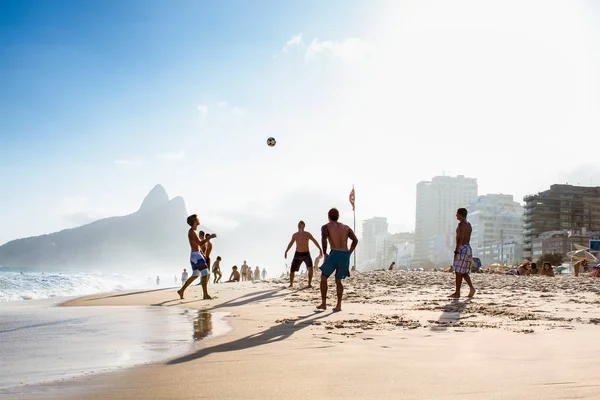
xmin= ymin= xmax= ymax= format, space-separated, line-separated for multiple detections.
xmin=2 ymin=0 xmax=600 ymax=250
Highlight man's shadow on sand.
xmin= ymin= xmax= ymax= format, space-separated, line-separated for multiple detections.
xmin=430 ymin=298 xmax=472 ymax=332
xmin=151 ymin=288 xmax=291 ymax=309
xmin=166 ymin=311 xmax=330 ymax=365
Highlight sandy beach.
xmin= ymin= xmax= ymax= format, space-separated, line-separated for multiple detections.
xmin=8 ymin=271 xmax=600 ymax=400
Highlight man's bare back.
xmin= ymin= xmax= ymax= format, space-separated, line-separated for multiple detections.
xmin=322 ymin=221 xmax=356 ymax=252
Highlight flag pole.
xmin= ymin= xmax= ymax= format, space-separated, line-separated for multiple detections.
xmin=353 ymin=184 xmax=356 ymax=271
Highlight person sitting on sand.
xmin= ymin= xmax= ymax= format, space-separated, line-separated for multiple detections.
xmin=317 ymin=208 xmax=358 ymax=312
xmin=388 ymin=261 xmax=395 ymax=271
xmin=530 ymin=262 xmax=539 ymax=275
xmin=449 ymin=208 xmax=476 ymax=298
xmin=226 ymin=266 xmax=241 ymax=282
xmin=540 ymin=262 xmax=555 ymax=277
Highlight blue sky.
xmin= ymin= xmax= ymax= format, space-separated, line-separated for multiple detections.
xmin=2 ymin=1 xmax=600 ymax=271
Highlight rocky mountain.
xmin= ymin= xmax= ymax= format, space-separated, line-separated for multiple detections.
xmin=0 ymin=185 xmax=208 ymax=270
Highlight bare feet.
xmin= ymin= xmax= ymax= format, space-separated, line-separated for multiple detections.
xmin=316 ymin=303 xmax=326 ymax=310
xmin=307 ymin=285 xmax=313 ymax=289
xmin=332 ymin=306 xmax=342 ymax=312
xmin=288 ymin=284 xmax=293 ymax=288
xmin=203 ymin=295 xmax=212 ymax=300
xmin=448 ymin=293 xmax=460 ymax=298
xmin=177 ymin=289 xmax=184 ymax=300
xmin=468 ymin=288 xmax=476 ymax=298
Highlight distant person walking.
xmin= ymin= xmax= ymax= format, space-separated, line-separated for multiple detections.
xmin=177 ymin=214 xmax=217 ymax=300
xmin=388 ymin=261 xmax=395 ymax=271
xmin=181 ymin=269 xmax=189 ymax=285
xmin=261 ymin=268 xmax=267 ymax=280
xmin=254 ymin=266 xmax=260 ymax=281
xmin=156 ymin=276 xmax=160 ymax=286
xmin=241 ymin=261 xmax=249 ymax=282
xmin=284 ymin=220 xmax=323 ymax=288
xmin=212 ymin=256 xmax=222 ymax=284
xmin=317 ymin=208 xmax=358 ymax=312
xmin=449 ymin=208 xmax=476 ymax=298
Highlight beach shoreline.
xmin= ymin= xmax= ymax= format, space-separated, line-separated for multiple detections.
xmin=4 ymin=271 xmax=600 ymax=400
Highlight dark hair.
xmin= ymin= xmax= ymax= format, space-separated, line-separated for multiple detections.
xmin=187 ymin=214 xmax=198 ymax=227
xmin=457 ymin=208 xmax=468 ymax=217
xmin=298 ymin=220 xmax=305 ymax=226
xmin=198 ymin=230 xmax=205 ymax=237
xmin=328 ymin=208 xmax=339 ymax=221
xmin=233 ymin=265 xmax=238 ymax=270
xmin=531 ymin=262 xmax=537 ymax=268
xmin=217 ymin=256 xmax=222 ymax=261
xmin=543 ymin=262 xmax=551 ymax=267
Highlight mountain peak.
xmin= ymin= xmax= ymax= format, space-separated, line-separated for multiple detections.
xmin=139 ymin=184 xmax=169 ymax=212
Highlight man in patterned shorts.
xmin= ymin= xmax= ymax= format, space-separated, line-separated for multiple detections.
xmin=449 ymin=208 xmax=476 ymax=298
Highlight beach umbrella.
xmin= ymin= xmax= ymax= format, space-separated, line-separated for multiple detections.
xmin=555 ymin=266 xmax=567 ymax=274
xmin=573 ymin=243 xmax=589 ymax=251
xmin=566 ymin=250 xmax=598 ymax=262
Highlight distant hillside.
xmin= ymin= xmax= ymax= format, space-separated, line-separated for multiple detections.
xmin=0 ymin=185 xmax=210 ymax=270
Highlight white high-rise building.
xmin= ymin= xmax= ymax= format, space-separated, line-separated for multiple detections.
xmin=360 ymin=217 xmax=388 ymax=263
xmin=468 ymin=194 xmax=523 ymax=265
xmin=414 ymin=175 xmax=478 ymax=266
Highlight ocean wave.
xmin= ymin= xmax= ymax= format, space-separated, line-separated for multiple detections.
xmin=0 ymin=268 xmax=178 ymax=302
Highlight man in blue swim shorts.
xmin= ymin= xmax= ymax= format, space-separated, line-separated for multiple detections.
xmin=317 ymin=208 xmax=358 ymax=312
xmin=177 ymin=214 xmax=217 ymax=300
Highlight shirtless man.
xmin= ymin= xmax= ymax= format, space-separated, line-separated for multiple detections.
xmin=177 ymin=215 xmax=216 ymax=300
xmin=284 ymin=220 xmax=323 ymax=288
xmin=449 ymin=208 xmax=476 ymax=298
xmin=241 ymin=261 xmax=249 ymax=281
xmin=317 ymin=208 xmax=358 ymax=312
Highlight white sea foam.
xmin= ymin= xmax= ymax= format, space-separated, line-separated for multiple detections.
xmin=0 ymin=266 xmax=182 ymax=302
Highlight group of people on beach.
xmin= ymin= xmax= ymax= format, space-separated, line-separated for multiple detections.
xmin=177 ymin=207 xmax=481 ymax=308
xmin=180 ymin=262 xmax=267 ymax=286
xmin=178 ymin=208 xmax=360 ymax=311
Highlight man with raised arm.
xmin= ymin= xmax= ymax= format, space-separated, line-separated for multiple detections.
xmin=449 ymin=208 xmax=476 ymax=298
xmin=177 ymin=214 xmax=217 ymax=300
xmin=317 ymin=208 xmax=358 ymax=312
xmin=284 ymin=220 xmax=323 ymax=288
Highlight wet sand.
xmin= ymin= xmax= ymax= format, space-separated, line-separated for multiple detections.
xmin=8 ymin=271 xmax=600 ymax=400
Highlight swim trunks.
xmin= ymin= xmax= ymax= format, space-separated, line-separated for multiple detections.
xmin=453 ymin=244 xmax=472 ymax=274
xmin=290 ymin=251 xmax=313 ymax=272
xmin=190 ymin=252 xmax=209 ymax=277
xmin=320 ymin=250 xmax=351 ymax=280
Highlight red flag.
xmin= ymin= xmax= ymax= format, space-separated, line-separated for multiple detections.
xmin=349 ymin=187 xmax=355 ymax=211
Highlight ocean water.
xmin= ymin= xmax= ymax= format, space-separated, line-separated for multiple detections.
xmin=0 ymin=299 xmax=231 ymax=391
xmin=0 ymin=266 xmax=183 ymax=302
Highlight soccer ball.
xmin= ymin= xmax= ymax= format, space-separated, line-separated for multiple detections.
xmin=267 ymin=137 xmax=276 ymax=147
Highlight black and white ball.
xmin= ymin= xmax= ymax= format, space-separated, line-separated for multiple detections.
xmin=267 ymin=137 xmax=276 ymax=147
